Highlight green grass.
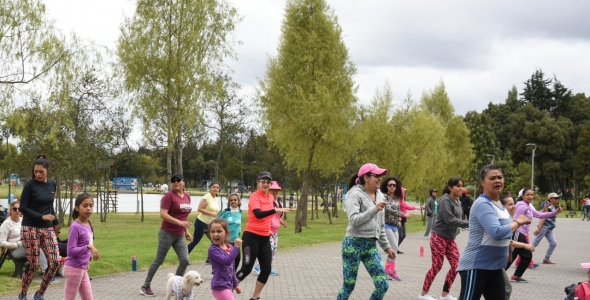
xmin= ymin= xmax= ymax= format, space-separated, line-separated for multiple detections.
xmin=0 ymin=208 xmax=425 ymax=296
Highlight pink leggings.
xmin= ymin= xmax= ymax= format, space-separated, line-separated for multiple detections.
xmin=212 ymin=289 xmax=235 ymax=300
xmin=64 ymin=265 xmax=93 ymax=300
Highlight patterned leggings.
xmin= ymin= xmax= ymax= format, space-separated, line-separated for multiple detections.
xmin=20 ymin=226 xmax=61 ymax=298
xmin=270 ymin=233 xmax=278 ymax=261
xmin=64 ymin=265 xmax=93 ymax=300
xmin=422 ymin=232 xmax=460 ymax=293
xmin=337 ymin=237 xmax=389 ymax=300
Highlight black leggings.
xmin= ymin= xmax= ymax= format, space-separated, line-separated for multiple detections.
xmin=505 ymin=232 xmax=532 ymax=278
xmin=236 ymin=231 xmax=272 ymax=284
xmin=458 ymin=269 xmax=506 ymax=300
xmin=398 ymin=218 xmax=407 ymax=246
xmin=230 ymin=241 xmax=241 ymax=270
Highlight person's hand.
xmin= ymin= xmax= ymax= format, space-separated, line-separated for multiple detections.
xmin=276 ymin=207 xmax=291 ymax=213
xmin=177 ymin=220 xmax=191 ymax=228
xmin=185 ymin=232 xmax=193 ymax=242
xmin=515 ymin=215 xmax=531 ymax=225
xmin=386 ymin=248 xmax=396 ymax=259
xmin=397 ymin=222 xmax=401 ymax=228
xmin=376 ymin=202 xmax=386 ymax=211
xmin=233 ymin=286 xmax=242 ymax=294
xmin=42 ymin=214 xmax=55 ymax=222
xmin=89 ymin=245 xmax=100 ymax=261
xmin=555 ymin=206 xmax=563 ymax=214
xmin=234 ymin=238 xmax=242 ymax=248
xmin=53 ymin=225 xmax=61 ymax=236
xmin=280 ymin=220 xmax=288 ymax=228
xmin=534 ymin=228 xmax=540 ymax=235
xmin=404 ymin=212 xmax=411 ymax=219
xmin=525 ymin=244 xmax=535 ymax=252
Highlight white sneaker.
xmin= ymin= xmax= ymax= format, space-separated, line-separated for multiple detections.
xmin=439 ymin=294 xmax=457 ymax=300
xmin=419 ymin=294 xmax=437 ymax=300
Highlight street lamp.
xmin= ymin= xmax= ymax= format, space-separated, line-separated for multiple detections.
xmin=486 ymin=154 xmax=495 ymax=164
xmin=525 ymin=143 xmax=537 ymax=189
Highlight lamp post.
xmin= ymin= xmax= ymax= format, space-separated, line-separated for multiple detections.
xmin=486 ymin=154 xmax=495 ymax=164
xmin=525 ymin=143 xmax=537 ymax=189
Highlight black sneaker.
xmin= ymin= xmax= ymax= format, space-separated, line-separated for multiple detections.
xmin=140 ymin=285 xmax=155 ymax=296
xmin=397 ymin=250 xmax=403 ymax=254
xmin=510 ymin=276 xmax=528 ymax=283
xmin=205 ymin=258 xmax=211 ymax=265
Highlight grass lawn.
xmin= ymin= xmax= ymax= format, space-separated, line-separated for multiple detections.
xmin=0 ymin=208 xmax=427 ymax=296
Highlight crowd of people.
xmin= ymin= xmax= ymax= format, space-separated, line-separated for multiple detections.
xmin=3 ymin=156 xmax=587 ymax=300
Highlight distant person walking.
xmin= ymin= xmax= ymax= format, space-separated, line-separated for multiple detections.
xmin=424 ymin=189 xmax=438 ymax=239
xmin=337 ymin=163 xmax=396 ymax=300
xmin=380 ymin=176 xmax=403 ymax=281
xmin=419 ymin=177 xmax=469 ymax=300
xmin=140 ymin=173 xmax=193 ymax=297
xmin=531 ymin=192 xmax=561 ymax=264
xmin=187 ymin=181 xmax=220 ymax=263
xmin=18 ymin=155 xmax=61 ymax=300
xmin=460 ymin=190 xmax=472 ymax=222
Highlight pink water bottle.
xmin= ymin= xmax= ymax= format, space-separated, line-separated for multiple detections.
xmin=420 ymin=246 xmax=424 ymax=257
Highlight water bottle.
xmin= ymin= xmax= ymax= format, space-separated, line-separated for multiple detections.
xmin=132 ymin=255 xmax=137 ymax=272
xmin=420 ymin=246 xmax=424 ymax=257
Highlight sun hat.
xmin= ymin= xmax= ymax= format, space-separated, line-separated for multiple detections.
xmin=270 ymin=181 xmax=282 ymax=191
xmin=355 ymin=163 xmax=387 ymax=184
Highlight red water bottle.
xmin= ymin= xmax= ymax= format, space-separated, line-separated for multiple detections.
xmin=420 ymin=246 xmax=424 ymax=257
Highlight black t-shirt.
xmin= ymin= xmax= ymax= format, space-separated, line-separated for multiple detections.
xmin=20 ymin=178 xmax=58 ymax=228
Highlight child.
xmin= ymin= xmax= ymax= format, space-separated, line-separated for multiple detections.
xmin=64 ymin=193 xmax=99 ymax=300
xmin=208 ymin=219 xmax=242 ymax=300
xmin=218 ymin=193 xmax=242 ymax=269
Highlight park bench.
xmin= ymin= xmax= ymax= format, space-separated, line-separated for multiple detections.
xmin=565 ymin=210 xmax=577 ymax=218
xmin=0 ymin=247 xmax=27 ymax=278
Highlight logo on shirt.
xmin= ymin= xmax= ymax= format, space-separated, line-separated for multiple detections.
xmin=179 ymin=203 xmax=192 ymax=212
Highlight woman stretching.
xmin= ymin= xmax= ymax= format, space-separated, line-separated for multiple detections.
xmin=337 ymin=163 xmax=396 ymax=300
xmin=235 ymin=171 xmax=290 ymax=300
xmin=419 ymin=177 xmax=469 ymax=300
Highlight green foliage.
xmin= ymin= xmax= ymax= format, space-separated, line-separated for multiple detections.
xmin=258 ymin=0 xmax=358 ymax=231
xmin=117 ymin=0 xmax=241 ymax=178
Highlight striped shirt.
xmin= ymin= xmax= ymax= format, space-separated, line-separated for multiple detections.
xmin=458 ymin=195 xmax=513 ymax=271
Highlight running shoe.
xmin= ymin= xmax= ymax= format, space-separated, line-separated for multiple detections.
xmin=253 ymin=265 xmax=261 ymax=275
xmin=32 ymin=293 xmax=43 ymax=300
xmin=418 ymin=294 xmax=437 ymax=300
xmin=510 ymin=275 xmax=528 ymax=283
xmin=140 ymin=285 xmax=155 ymax=296
xmin=543 ymin=258 xmax=556 ymax=264
xmin=529 ymin=263 xmax=539 ymax=269
xmin=270 ymin=269 xmax=279 ymax=276
xmin=439 ymin=294 xmax=457 ymax=300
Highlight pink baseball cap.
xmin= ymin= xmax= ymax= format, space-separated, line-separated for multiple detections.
xmin=356 ymin=163 xmax=387 ymax=183
xmin=581 ymin=263 xmax=590 ymax=269
xmin=269 ymin=181 xmax=282 ymax=191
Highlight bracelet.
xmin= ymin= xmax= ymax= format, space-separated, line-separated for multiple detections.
xmin=513 ymin=220 xmax=521 ymax=226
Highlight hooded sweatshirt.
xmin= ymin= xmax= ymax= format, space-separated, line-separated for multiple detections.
xmin=432 ymin=193 xmax=469 ymax=240
xmin=343 ymin=185 xmax=391 ymax=251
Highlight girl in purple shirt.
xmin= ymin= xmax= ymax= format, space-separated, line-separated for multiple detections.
xmin=507 ymin=188 xmax=561 ymax=282
xmin=64 ymin=193 xmax=100 ymax=300
xmin=208 ymin=219 xmax=242 ymax=300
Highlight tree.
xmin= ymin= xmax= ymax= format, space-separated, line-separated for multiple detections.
xmin=117 ymin=0 xmax=240 ymax=181
xmin=259 ymin=0 xmax=357 ymax=232
xmin=0 ymin=0 xmax=68 ymax=89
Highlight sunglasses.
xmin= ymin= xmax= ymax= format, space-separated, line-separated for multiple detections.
xmin=387 ymin=184 xmax=396 ymax=187
xmin=259 ymin=179 xmax=271 ymax=184
xmin=171 ymin=179 xmax=182 ymax=183
xmin=12 ymin=207 xmax=19 ymax=212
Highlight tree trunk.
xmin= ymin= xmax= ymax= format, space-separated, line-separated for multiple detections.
xmin=327 ymin=193 xmax=333 ymax=224
xmin=295 ymin=169 xmax=311 ymax=233
xmin=176 ymin=133 xmax=183 ymax=175
xmin=311 ymin=189 xmax=314 ymax=221
xmin=166 ymin=146 xmax=172 ymax=183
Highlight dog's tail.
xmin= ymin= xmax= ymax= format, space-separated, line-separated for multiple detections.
xmin=167 ymin=273 xmax=175 ymax=279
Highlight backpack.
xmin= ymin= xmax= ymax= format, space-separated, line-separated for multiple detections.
xmin=565 ymin=282 xmax=590 ymax=300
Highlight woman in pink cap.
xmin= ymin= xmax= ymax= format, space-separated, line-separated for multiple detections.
xmin=337 ymin=163 xmax=396 ymax=300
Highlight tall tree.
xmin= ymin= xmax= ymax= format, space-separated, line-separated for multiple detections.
xmin=259 ymin=0 xmax=357 ymax=232
xmin=117 ymin=0 xmax=240 ymax=180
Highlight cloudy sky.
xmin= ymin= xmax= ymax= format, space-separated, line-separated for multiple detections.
xmin=43 ymin=0 xmax=590 ymax=116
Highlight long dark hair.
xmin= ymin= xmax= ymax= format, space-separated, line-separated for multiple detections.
xmin=442 ymin=177 xmax=464 ymax=194
xmin=31 ymin=154 xmax=50 ymax=177
xmin=499 ymin=194 xmax=514 ymax=206
xmin=71 ymin=193 xmax=94 ymax=235
xmin=348 ymin=174 xmax=365 ymax=189
xmin=477 ymin=164 xmax=504 ymax=196
xmin=517 ymin=188 xmax=533 ymax=202
xmin=379 ymin=176 xmax=402 ymax=198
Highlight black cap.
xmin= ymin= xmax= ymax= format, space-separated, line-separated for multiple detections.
xmin=171 ymin=173 xmax=184 ymax=181
xmin=430 ymin=189 xmax=437 ymax=193
xmin=258 ymin=171 xmax=272 ymax=180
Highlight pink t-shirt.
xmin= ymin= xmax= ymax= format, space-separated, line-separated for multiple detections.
xmin=270 ymin=199 xmax=283 ymax=234
xmin=160 ymin=191 xmax=192 ymax=235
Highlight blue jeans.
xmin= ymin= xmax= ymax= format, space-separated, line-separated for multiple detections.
xmin=531 ymin=226 xmax=557 ymax=259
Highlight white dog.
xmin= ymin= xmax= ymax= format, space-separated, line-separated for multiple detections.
xmin=165 ymin=271 xmax=203 ymax=300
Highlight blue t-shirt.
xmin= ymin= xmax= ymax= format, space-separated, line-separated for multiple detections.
xmin=218 ymin=209 xmax=242 ymax=242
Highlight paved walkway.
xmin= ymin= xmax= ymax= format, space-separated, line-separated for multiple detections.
xmin=1 ymin=216 xmax=588 ymax=299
